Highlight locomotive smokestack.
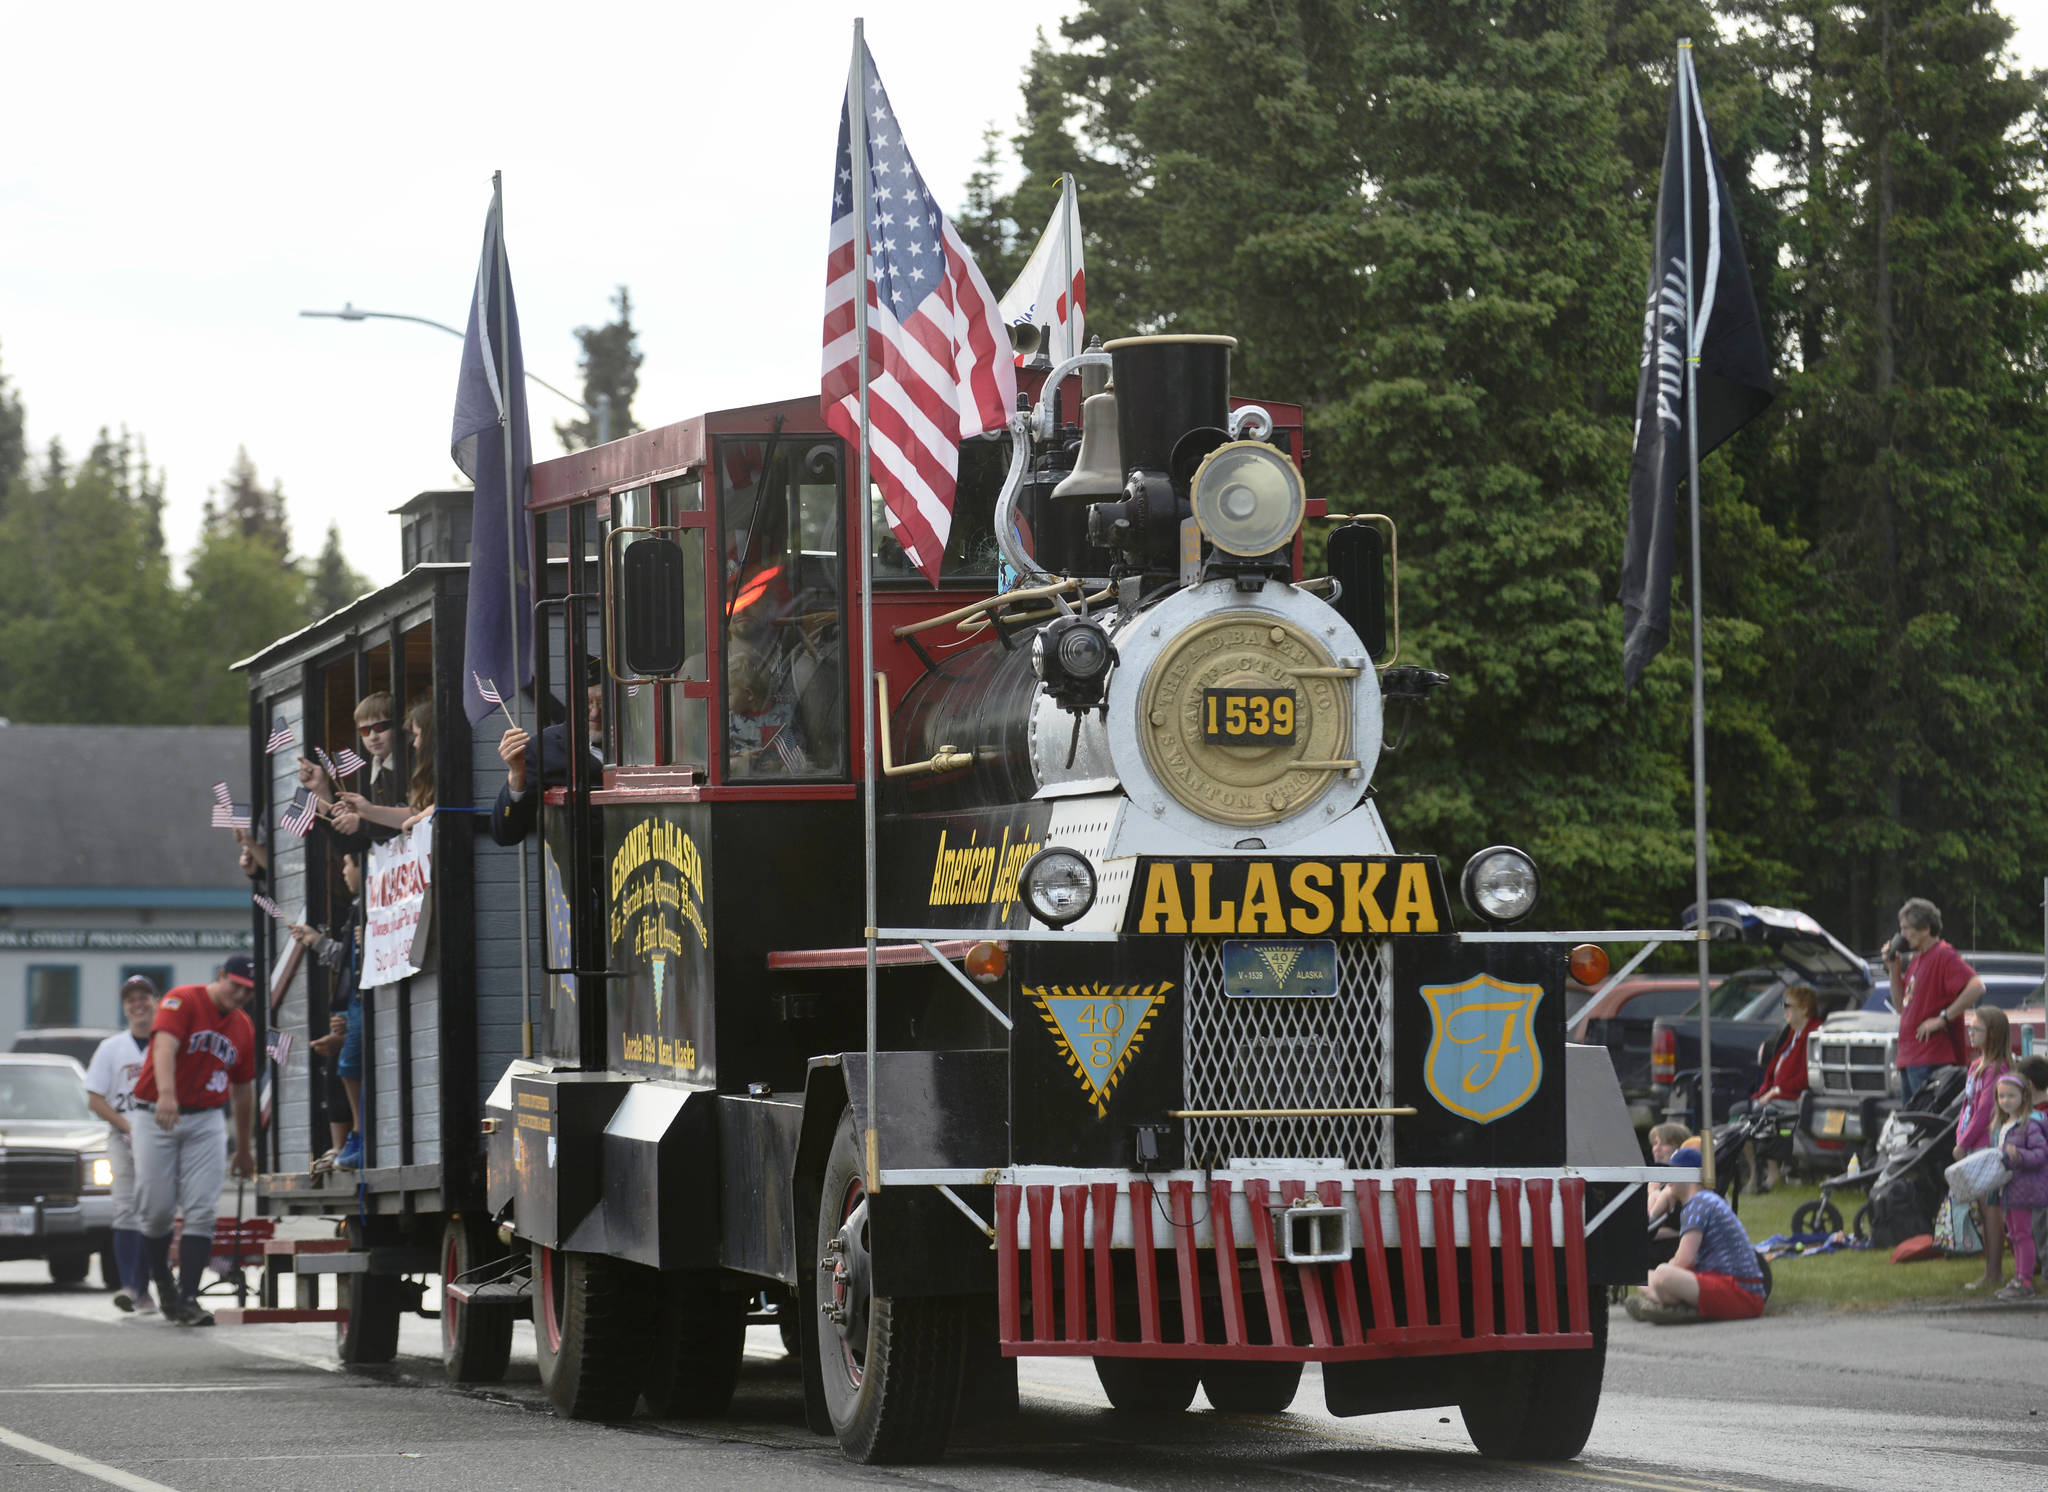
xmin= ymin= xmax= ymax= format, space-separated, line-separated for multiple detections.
xmin=1106 ymin=334 xmax=1236 ymax=475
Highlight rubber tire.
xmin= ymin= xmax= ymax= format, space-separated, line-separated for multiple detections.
xmin=531 ymin=1243 xmax=655 ymax=1421
xmin=1201 ymin=1361 xmax=1302 ymax=1414
xmin=642 ymin=1273 xmax=746 ymax=1418
xmin=1094 ymin=1357 xmax=1202 ymax=1412
xmin=48 ymin=1250 xmax=90 ymax=1286
xmin=98 ymin=1249 xmax=120 ymax=1291
xmin=1460 ymin=1295 xmax=1607 ymax=1460
xmin=1790 ymin=1200 xmax=1842 ymax=1236
xmin=336 ymin=1269 xmax=403 ymax=1364
xmin=1755 ymin=1251 xmax=1774 ymax=1304
xmin=1850 ymin=1204 xmax=1871 ymax=1242
xmin=814 ymin=1109 xmax=967 ymax=1463
xmin=441 ymin=1216 xmax=513 ymax=1384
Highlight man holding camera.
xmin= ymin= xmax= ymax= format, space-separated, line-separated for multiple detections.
xmin=1887 ymin=897 xmax=1985 ymax=1107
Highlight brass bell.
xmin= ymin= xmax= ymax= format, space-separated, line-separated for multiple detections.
xmin=1051 ymin=387 xmax=1124 ymax=501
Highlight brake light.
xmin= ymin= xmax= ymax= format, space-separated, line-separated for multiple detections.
xmin=1652 ymin=1026 xmax=1676 ymax=1085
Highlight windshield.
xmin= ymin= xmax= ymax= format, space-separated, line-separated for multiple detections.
xmin=1682 ymin=969 xmax=1775 ymax=1022
xmin=0 ymin=1065 xmax=92 ymax=1121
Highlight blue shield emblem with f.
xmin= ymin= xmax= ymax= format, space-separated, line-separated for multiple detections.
xmin=1421 ymin=976 xmax=1545 ymax=1123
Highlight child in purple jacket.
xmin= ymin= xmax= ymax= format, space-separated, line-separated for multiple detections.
xmin=1993 ymin=1072 xmax=2048 ymax=1301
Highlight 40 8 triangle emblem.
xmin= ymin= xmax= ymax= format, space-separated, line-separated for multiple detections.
xmin=1030 ymin=982 xmax=1171 ymax=1117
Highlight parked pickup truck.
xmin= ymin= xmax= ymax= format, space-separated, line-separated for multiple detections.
xmin=1803 ymin=958 xmax=2045 ymax=1159
xmin=1652 ymin=901 xmax=1872 ymax=1137
xmin=1569 ymin=973 xmax=1728 ymax=1136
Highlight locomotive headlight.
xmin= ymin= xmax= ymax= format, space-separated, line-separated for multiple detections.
xmin=1460 ymin=845 xmax=1541 ymax=926
xmin=1191 ymin=440 xmax=1306 ymax=557
xmin=1033 ymin=616 xmax=1117 ymax=714
xmin=1020 ymin=847 xmax=1097 ymax=928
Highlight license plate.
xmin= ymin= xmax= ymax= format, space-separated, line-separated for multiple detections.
xmin=1821 ymin=1108 xmax=1847 ymax=1137
xmin=1221 ymin=939 xmax=1338 ymax=997
xmin=0 ymin=1208 xmax=36 ymax=1238
xmin=1201 ymin=688 xmax=1297 ymax=745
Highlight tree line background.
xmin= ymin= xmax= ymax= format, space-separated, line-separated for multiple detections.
xmin=0 ymin=291 xmax=642 ymax=735
xmin=956 ymin=0 xmax=2047 ymax=950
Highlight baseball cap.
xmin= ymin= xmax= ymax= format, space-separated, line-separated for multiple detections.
xmin=119 ymin=974 xmax=159 ymax=999
xmin=221 ymin=953 xmax=258 ymax=988
xmin=1668 ymin=1146 xmax=1704 ymax=1168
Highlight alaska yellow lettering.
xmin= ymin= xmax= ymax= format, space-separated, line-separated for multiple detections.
xmin=1392 ymin=861 xmax=1438 ymax=932
xmin=1341 ymin=861 xmax=1390 ymax=934
xmin=1288 ymin=862 xmax=1335 ymax=934
xmin=1190 ymin=863 xmax=1236 ymax=933
xmin=1240 ymin=862 xmax=1287 ymax=934
xmin=1138 ymin=863 xmax=1187 ymax=934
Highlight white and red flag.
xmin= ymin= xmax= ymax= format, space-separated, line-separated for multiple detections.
xmin=264 ymin=721 xmax=295 ymax=755
xmin=821 ymin=38 xmax=1017 ymax=583
xmin=998 ymin=176 xmax=1086 ymax=367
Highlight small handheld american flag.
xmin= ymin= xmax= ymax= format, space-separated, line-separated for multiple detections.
xmin=264 ymin=721 xmax=295 ymax=755
xmin=333 ymin=746 xmax=368 ymax=778
xmin=313 ymin=747 xmax=339 ymax=781
xmin=474 ymin=672 xmax=516 ymax=726
xmin=266 ymin=1029 xmax=293 ymax=1065
xmin=280 ymin=788 xmax=320 ymax=837
xmin=252 ymin=893 xmax=287 ymax=923
xmin=209 ymin=783 xmax=251 ymax=830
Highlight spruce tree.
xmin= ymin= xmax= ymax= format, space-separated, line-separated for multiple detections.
xmin=1773 ymin=0 xmax=2048 ymax=945
xmin=307 ymin=521 xmax=369 ymax=620
xmin=204 ymin=446 xmax=292 ymax=556
xmin=0 ymin=345 xmax=25 ymax=501
xmin=556 ymin=286 xmax=643 ymax=451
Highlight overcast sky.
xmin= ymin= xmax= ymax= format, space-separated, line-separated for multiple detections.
xmin=3 ymin=2 xmax=2044 ymax=587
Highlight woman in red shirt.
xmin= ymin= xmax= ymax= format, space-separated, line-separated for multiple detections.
xmin=1748 ymin=984 xmax=1821 ymax=1192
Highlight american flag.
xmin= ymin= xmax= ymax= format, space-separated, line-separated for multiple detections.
xmin=209 ymin=783 xmax=251 ymax=830
xmin=252 ymin=893 xmax=287 ymax=923
xmin=280 ymin=788 xmax=319 ymax=837
xmin=266 ymin=1028 xmax=293 ymax=1066
xmin=314 ymin=747 xmax=339 ymax=781
xmin=264 ymin=721 xmax=295 ymax=755
xmin=332 ymin=746 xmax=367 ymax=778
xmin=821 ymin=39 xmax=1016 ymax=583
xmin=474 ymin=672 xmax=503 ymax=708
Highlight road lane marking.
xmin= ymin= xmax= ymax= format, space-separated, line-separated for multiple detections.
xmin=0 ymin=1384 xmax=290 ymax=1394
xmin=0 ymin=1425 xmax=183 ymax=1492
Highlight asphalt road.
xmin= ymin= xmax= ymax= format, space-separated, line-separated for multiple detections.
xmin=1 ymin=1260 xmax=2044 ymax=1492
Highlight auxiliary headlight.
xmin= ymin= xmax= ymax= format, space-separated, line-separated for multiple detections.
xmin=1020 ymin=847 xmax=1097 ymax=928
xmin=87 ymin=1154 xmax=113 ymax=1190
xmin=1460 ymin=845 xmax=1540 ymax=926
xmin=1190 ymin=440 xmax=1306 ymax=557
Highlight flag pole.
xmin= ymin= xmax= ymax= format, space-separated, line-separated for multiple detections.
xmin=495 ymin=170 xmax=535 ymax=1061
xmin=849 ymin=20 xmax=881 ymax=1191
xmin=1678 ymin=41 xmax=1715 ymax=1140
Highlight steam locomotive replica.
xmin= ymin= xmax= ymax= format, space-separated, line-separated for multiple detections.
xmin=238 ymin=331 xmax=1659 ymax=1466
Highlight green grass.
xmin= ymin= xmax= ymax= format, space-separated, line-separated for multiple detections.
xmin=1723 ymin=1181 xmax=1996 ymax=1311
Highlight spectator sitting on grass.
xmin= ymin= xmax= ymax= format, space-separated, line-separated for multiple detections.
xmin=1626 ymin=1146 xmax=1767 ymax=1325
xmin=1646 ymin=1121 xmax=1692 ymax=1233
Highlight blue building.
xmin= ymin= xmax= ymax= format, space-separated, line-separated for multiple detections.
xmin=0 ymin=725 xmax=252 ymax=1049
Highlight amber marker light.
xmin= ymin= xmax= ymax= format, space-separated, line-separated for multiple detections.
xmin=966 ymin=941 xmax=1008 ymax=985
xmin=1569 ymin=944 xmax=1611 ymax=987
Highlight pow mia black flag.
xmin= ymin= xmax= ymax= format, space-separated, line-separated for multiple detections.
xmin=1620 ymin=48 xmax=1773 ymax=693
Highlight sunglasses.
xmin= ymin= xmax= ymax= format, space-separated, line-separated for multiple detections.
xmin=359 ymin=721 xmax=393 ymax=735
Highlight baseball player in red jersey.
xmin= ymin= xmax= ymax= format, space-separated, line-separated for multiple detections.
xmin=132 ymin=954 xmax=259 ymax=1326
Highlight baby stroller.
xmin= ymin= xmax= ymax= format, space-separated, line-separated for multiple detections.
xmin=1833 ymin=1065 xmax=1968 ymax=1248
xmin=1706 ymin=1100 xmax=1800 ymax=1215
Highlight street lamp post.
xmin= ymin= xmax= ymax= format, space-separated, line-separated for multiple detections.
xmin=300 ymin=303 xmax=611 ymax=442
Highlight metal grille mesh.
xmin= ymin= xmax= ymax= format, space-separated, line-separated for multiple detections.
xmin=1182 ymin=938 xmax=1393 ymax=1168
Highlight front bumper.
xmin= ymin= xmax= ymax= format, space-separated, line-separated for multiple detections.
xmin=0 ymin=1200 xmax=102 ymax=1261
xmin=993 ymin=1168 xmax=1653 ymax=1362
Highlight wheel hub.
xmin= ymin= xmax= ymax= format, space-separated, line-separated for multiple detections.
xmin=821 ymin=1196 xmax=872 ymax=1368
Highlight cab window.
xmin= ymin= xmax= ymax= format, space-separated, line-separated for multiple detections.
xmin=868 ymin=433 xmax=1008 ymax=584
xmin=718 ymin=436 xmax=846 ymax=781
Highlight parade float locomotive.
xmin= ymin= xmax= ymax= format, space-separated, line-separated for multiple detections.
xmin=241 ymin=332 xmax=1659 ymax=1467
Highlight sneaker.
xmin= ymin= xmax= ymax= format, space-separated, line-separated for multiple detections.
xmin=1994 ymin=1280 xmax=2036 ymax=1302
xmin=174 ymin=1304 xmax=216 ymax=1328
xmin=134 ymin=1296 xmax=158 ymax=1316
xmin=335 ymin=1134 xmax=363 ymax=1170
xmin=112 ymin=1291 xmax=136 ymax=1313
xmin=1623 ymin=1293 xmax=1700 ymax=1325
